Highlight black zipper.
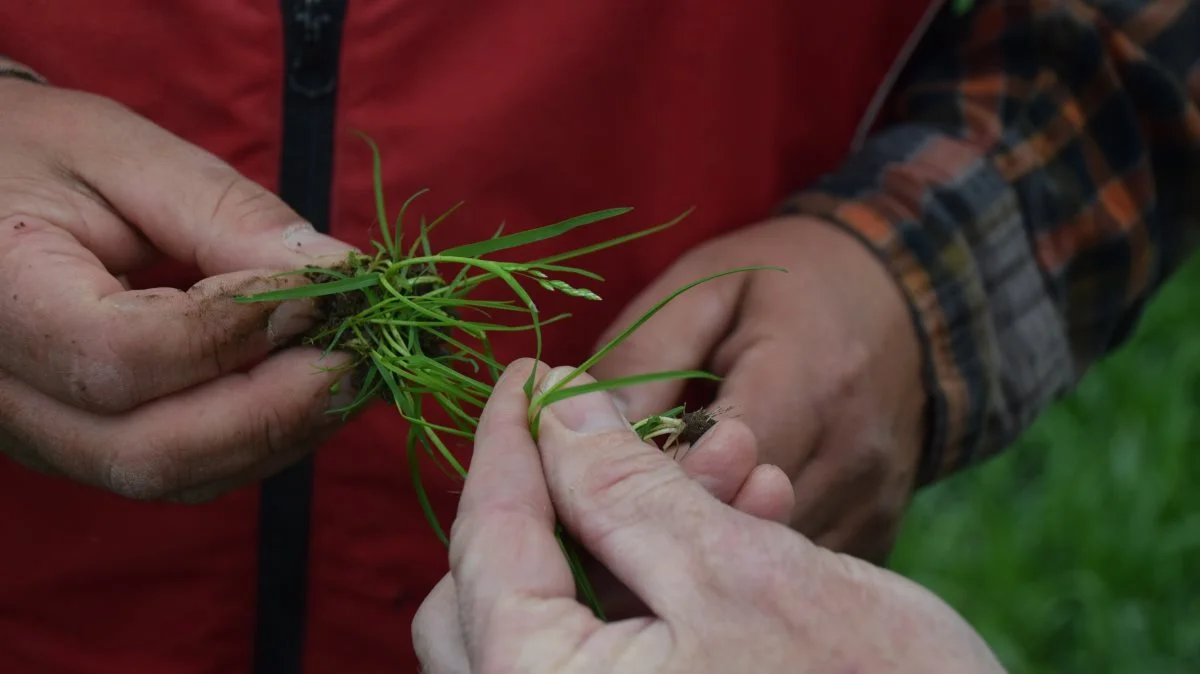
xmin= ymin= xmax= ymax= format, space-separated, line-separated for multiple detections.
xmin=255 ymin=2 xmax=347 ymax=672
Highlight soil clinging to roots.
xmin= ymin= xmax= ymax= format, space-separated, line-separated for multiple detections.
xmin=679 ymin=408 xmax=718 ymax=445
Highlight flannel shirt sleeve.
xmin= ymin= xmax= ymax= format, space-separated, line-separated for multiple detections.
xmin=780 ymin=0 xmax=1200 ymax=487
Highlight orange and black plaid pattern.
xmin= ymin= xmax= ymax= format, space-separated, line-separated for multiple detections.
xmin=784 ymin=0 xmax=1199 ymax=487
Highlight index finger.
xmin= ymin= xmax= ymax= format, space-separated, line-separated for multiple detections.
xmin=449 ymin=359 xmax=591 ymax=663
xmin=21 ymin=84 xmax=348 ymax=276
xmin=0 ymin=215 xmax=320 ymax=413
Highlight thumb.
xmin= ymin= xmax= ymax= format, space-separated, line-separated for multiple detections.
xmin=58 ymin=90 xmax=355 ymax=274
xmin=534 ymin=367 xmax=724 ymax=620
xmin=590 ymin=248 xmax=744 ymax=420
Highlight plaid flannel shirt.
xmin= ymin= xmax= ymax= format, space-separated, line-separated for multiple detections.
xmin=784 ymin=0 xmax=1200 ymax=487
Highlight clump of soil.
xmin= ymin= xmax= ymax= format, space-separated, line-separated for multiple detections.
xmin=294 ymin=259 xmax=457 ymax=405
xmin=303 ymin=267 xmax=371 ymax=353
xmin=298 ymin=260 xmax=454 ymax=355
xmin=679 ymin=408 xmax=718 ymax=444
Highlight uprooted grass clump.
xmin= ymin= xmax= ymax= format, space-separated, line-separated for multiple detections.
xmin=237 ymin=136 xmax=782 ymax=617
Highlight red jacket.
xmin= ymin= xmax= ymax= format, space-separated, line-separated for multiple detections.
xmin=0 ymin=1 xmax=936 ymax=672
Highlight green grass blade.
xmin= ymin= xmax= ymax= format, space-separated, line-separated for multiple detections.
xmin=535 ymin=370 xmax=721 ymax=407
xmin=480 ymin=335 xmax=502 ymax=384
xmin=532 ymin=266 xmax=783 ymax=408
xmin=422 ymin=418 xmax=469 ymax=478
xmin=408 ymin=429 xmax=448 ymax=546
xmin=234 ymin=273 xmax=382 ymax=302
xmin=399 ymin=413 xmax=475 ymax=440
xmin=393 ymin=188 xmax=430 ymax=258
xmin=362 ymin=313 xmax=568 ymax=334
xmin=526 ymin=208 xmax=693 ymax=267
xmin=512 ymin=263 xmax=605 ymax=282
xmin=438 ymin=208 xmax=632 ymax=259
xmin=353 ymin=131 xmax=393 ymax=256
xmin=408 ymin=200 xmax=464 ymax=258
xmin=557 ymin=527 xmax=606 ymax=620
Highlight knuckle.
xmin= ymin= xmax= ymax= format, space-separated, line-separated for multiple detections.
xmin=251 ymin=401 xmax=293 ymax=458
xmin=104 ymin=452 xmax=172 ymax=500
xmin=194 ymin=166 xmax=293 ymax=267
xmin=570 ymin=444 xmax=689 ymax=539
xmin=824 ymin=437 xmax=890 ymax=497
xmin=850 ymin=436 xmax=891 ymax=477
xmin=209 ymin=171 xmax=263 ymax=222
xmin=712 ymin=521 xmax=801 ymax=606
xmin=207 ymin=165 xmax=288 ymax=223
xmin=577 ymin=442 xmax=679 ymax=507
xmin=231 ymin=395 xmax=310 ymax=466
xmin=815 ymin=344 xmax=871 ymax=407
xmin=62 ymin=343 xmax=141 ymax=413
xmin=180 ymin=315 xmax=228 ymax=375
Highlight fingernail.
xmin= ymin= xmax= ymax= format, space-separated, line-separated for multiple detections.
xmin=536 ymin=366 xmax=571 ymax=395
xmin=283 ymin=222 xmax=356 ymax=258
xmin=267 ymin=300 xmax=316 ymax=345
xmin=542 ymin=366 xmax=629 ymax=435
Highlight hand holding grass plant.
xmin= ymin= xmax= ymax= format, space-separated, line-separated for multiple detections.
xmin=236 ymin=137 xmax=783 ymax=618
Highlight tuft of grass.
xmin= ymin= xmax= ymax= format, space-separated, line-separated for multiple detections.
xmin=891 ymin=254 xmax=1200 ymax=673
xmin=238 ymin=136 xmax=782 ymax=617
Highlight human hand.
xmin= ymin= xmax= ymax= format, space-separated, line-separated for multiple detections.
xmin=418 ymin=357 xmax=797 ymax=627
xmin=0 ymin=76 xmax=357 ymax=502
xmin=543 ymin=368 xmax=797 ymax=621
xmin=590 ymin=216 xmax=927 ymax=562
xmin=412 ymin=359 xmax=1005 ymax=674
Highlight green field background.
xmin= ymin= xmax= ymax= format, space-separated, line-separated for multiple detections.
xmin=891 ymin=256 xmax=1200 ymax=672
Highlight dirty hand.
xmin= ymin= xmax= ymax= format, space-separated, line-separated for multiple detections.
xmin=412 ymin=359 xmax=1004 ymax=674
xmin=591 ymin=216 xmax=927 ymax=562
xmin=0 ymin=75 xmax=357 ymax=501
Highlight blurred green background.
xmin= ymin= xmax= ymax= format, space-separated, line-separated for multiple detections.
xmin=890 ymin=256 xmax=1200 ymax=672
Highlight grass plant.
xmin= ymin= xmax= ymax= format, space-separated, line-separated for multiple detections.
xmin=236 ymin=136 xmax=781 ymax=617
